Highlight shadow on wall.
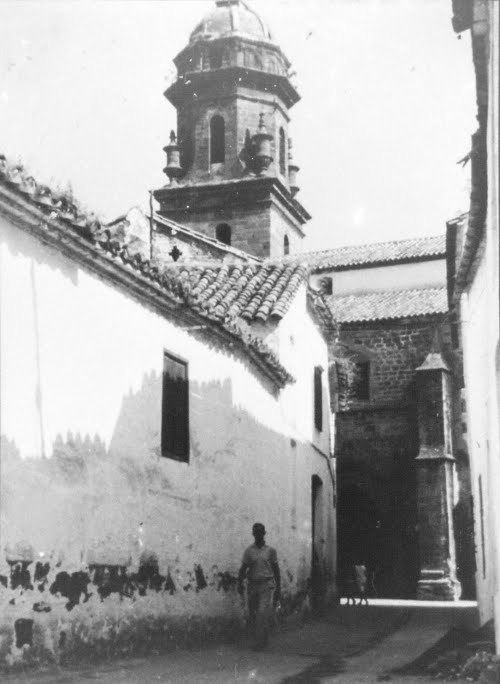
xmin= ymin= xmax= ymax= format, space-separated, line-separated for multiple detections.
xmin=0 ymin=372 xmax=333 ymax=668
xmin=2 ymin=220 xmax=80 ymax=286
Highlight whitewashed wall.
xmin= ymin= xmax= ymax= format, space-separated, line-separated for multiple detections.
xmin=0 ymin=215 xmax=335 ymax=664
xmin=310 ymin=258 xmax=446 ymax=295
xmin=461 ymin=1 xmax=499 ymax=638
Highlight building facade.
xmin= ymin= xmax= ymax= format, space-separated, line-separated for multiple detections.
xmin=0 ymin=156 xmax=336 ymax=666
xmin=309 ymin=236 xmax=475 ymax=600
xmin=449 ymin=0 xmax=500 ymax=645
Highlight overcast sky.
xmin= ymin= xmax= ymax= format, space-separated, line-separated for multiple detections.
xmin=0 ymin=0 xmax=476 ymax=250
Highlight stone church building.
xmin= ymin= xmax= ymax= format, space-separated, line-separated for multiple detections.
xmin=142 ymin=0 xmax=475 ymax=603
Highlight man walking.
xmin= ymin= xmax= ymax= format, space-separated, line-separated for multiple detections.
xmin=238 ymin=523 xmax=281 ymax=649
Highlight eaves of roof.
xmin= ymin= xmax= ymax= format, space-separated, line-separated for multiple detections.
xmin=305 ymin=234 xmax=446 ymax=273
xmin=327 ymin=287 xmax=448 ymax=323
xmin=154 ymin=175 xmax=311 ymax=229
xmin=0 ymin=158 xmax=294 ymax=388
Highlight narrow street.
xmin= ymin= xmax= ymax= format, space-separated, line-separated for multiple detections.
xmin=2 ymin=602 xmax=477 ymax=684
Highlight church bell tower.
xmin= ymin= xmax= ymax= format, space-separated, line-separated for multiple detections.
xmin=153 ymin=0 xmax=310 ymax=259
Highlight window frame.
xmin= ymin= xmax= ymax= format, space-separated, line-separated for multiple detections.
xmin=161 ymin=350 xmax=190 ymax=463
xmin=314 ymin=366 xmax=324 ymax=432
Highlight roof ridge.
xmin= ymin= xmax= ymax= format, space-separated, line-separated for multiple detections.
xmin=305 ymin=233 xmax=446 ymax=258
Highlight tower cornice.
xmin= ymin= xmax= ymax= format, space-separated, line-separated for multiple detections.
xmin=154 ymin=176 xmax=311 ymax=231
xmin=166 ymin=65 xmax=300 ymax=110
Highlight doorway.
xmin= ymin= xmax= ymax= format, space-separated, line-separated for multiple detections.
xmin=311 ymin=475 xmax=325 ymax=613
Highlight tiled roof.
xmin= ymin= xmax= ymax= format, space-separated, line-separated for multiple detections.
xmin=327 ymin=287 xmax=448 ymax=323
xmin=0 ymin=154 xmax=298 ymax=387
xmin=305 ymin=235 xmax=446 ymax=272
xmin=163 ymin=262 xmax=308 ymax=323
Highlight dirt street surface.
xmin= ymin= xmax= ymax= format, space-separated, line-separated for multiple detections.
xmin=2 ymin=603 xmax=477 ymax=684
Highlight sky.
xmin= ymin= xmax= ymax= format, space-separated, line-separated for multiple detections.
xmin=0 ymin=0 xmax=477 ymax=250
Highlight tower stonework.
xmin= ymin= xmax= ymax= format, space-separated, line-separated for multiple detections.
xmin=154 ymin=0 xmax=310 ymax=259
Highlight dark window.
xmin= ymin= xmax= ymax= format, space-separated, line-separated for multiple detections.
xmin=284 ymin=234 xmax=290 ymax=255
xmin=314 ymin=366 xmax=323 ymax=432
xmin=161 ymin=351 xmax=189 ymax=462
xmin=216 ymin=223 xmax=231 ymax=246
xmin=351 ymin=361 xmax=370 ymax=401
xmin=479 ymin=475 xmax=486 ymax=578
xmin=321 ymin=277 xmax=333 ymax=295
xmin=210 ymin=115 xmax=225 ymax=164
xmin=209 ymin=46 xmax=223 ymax=69
xmin=279 ymin=127 xmax=286 ymax=175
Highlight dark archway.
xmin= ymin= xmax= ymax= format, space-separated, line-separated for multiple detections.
xmin=337 ymin=455 xmax=418 ymax=599
xmin=311 ymin=475 xmax=326 ymax=613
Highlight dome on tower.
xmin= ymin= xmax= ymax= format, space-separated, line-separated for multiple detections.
xmin=189 ymin=0 xmax=273 ymax=45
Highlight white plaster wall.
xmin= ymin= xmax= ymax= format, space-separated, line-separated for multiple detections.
xmin=486 ymin=0 xmax=500 ymax=651
xmin=310 ymin=258 xmax=446 ymax=295
xmin=461 ymin=250 xmax=499 ymax=626
xmin=462 ymin=1 xmax=500 ymax=635
xmin=0 ymin=215 xmax=335 ymax=661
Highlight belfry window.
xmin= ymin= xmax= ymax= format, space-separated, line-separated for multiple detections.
xmin=279 ymin=127 xmax=286 ymax=175
xmin=284 ymin=234 xmax=290 ymax=255
xmin=216 ymin=223 xmax=231 ymax=246
xmin=209 ymin=45 xmax=223 ymax=69
xmin=210 ymin=115 xmax=225 ymax=164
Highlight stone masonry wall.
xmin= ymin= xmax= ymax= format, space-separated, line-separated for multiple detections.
xmin=334 ymin=314 xmax=475 ymax=599
xmin=335 ymin=316 xmax=446 ymax=410
xmin=157 ymin=204 xmax=272 ymax=259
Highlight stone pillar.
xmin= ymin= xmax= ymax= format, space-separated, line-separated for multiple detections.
xmin=415 ymin=347 xmax=461 ymax=600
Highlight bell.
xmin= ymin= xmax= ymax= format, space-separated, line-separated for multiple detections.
xmin=252 ymin=113 xmax=273 ymax=175
xmin=163 ymin=130 xmax=183 ymax=184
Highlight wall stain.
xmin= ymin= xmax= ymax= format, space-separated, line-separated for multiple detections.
xmin=50 ymin=571 xmax=91 ymax=610
xmin=195 ymin=565 xmax=207 ymax=591
xmin=10 ymin=562 xmax=33 ymax=591
xmin=14 ymin=619 xmax=33 ymax=648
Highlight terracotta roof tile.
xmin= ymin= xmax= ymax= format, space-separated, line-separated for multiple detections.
xmin=304 ymin=235 xmax=446 ymax=272
xmin=327 ymin=287 xmax=448 ymax=323
xmin=165 ymin=261 xmax=308 ymax=325
xmin=0 ymin=154 xmax=298 ymax=387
